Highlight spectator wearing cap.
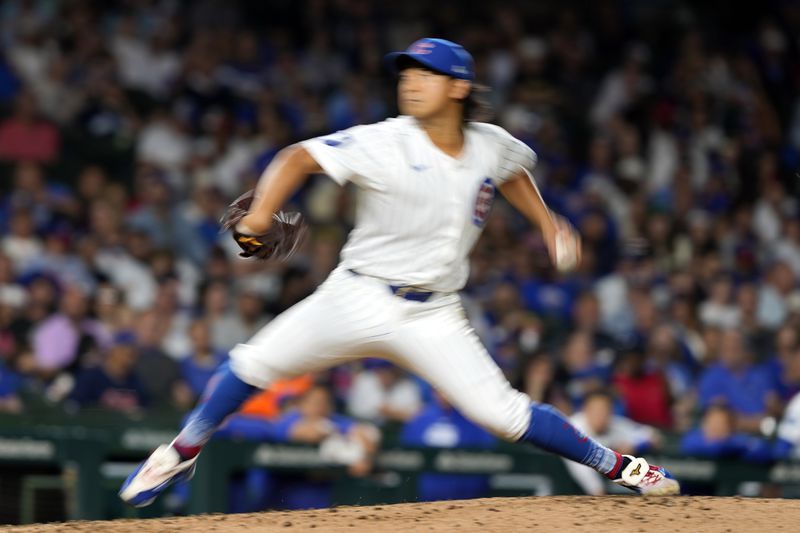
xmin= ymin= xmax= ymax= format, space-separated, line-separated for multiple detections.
xmin=697 ymin=329 xmax=781 ymax=433
xmin=346 ymin=359 xmax=422 ymax=425
xmin=68 ymin=332 xmax=149 ymax=412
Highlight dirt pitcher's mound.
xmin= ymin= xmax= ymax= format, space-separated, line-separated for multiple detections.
xmin=3 ymin=496 xmax=800 ymax=533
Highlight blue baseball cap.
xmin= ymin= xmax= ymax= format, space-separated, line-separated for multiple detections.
xmin=385 ymin=38 xmax=475 ymax=81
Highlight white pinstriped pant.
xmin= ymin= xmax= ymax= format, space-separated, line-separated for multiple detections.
xmin=229 ymin=266 xmax=532 ymax=441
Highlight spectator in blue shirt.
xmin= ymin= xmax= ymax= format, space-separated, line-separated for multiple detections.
xmin=697 ymin=328 xmax=780 ymax=433
xmin=271 ymin=385 xmax=379 ymax=472
xmin=181 ymin=318 xmax=227 ymax=400
xmin=680 ymin=405 xmax=773 ymax=463
xmin=401 ymin=391 xmax=497 ymax=502
xmin=68 ymin=332 xmax=148 ymax=412
xmin=224 ymin=384 xmax=379 ymax=511
xmin=764 ymin=325 xmax=800 ymax=403
xmin=557 ymin=331 xmax=611 ymax=410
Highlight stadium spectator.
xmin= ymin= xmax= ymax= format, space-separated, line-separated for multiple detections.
xmin=680 ymin=405 xmax=772 ymax=463
xmin=181 ymin=318 xmax=228 ymax=401
xmin=25 ymin=283 xmax=110 ymax=380
xmin=68 ymin=332 xmax=149 ymax=412
xmin=697 ymin=329 xmax=781 ymax=433
xmin=210 ymin=284 xmax=271 ymax=353
xmin=133 ymin=309 xmax=188 ymax=409
xmin=766 ymin=325 xmax=800 ymax=402
xmin=519 ymin=352 xmax=571 ymax=414
xmin=612 ymin=345 xmax=673 ymax=429
xmin=558 ymin=331 xmax=610 ymax=410
xmin=0 ymin=90 xmax=59 ymax=163
xmin=1 ymin=209 xmax=41 ymax=274
xmin=223 ymin=384 xmax=379 ymax=511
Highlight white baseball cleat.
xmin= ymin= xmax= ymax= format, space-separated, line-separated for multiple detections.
xmin=613 ymin=456 xmax=681 ymax=496
xmin=119 ymin=444 xmax=198 ymax=507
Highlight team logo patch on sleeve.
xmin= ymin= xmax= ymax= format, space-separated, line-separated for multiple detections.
xmin=472 ymin=177 xmax=495 ymax=227
xmin=321 ymin=132 xmax=354 ymax=147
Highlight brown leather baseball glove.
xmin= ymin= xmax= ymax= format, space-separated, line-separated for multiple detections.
xmin=219 ymin=189 xmax=308 ymax=260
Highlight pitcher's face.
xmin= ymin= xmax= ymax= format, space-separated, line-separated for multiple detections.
xmin=398 ymin=67 xmax=469 ymax=119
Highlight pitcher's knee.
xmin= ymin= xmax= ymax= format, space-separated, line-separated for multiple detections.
xmin=461 ymin=399 xmax=531 ymax=442
xmin=229 ymin=342 xmax=279 ymax=389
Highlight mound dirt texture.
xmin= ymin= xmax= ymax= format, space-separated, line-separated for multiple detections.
xmin=2 ymin=496 xmax=799 ymax=532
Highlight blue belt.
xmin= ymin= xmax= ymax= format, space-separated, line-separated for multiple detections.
xmin=347 ymin=269 xmax=434 ymax=302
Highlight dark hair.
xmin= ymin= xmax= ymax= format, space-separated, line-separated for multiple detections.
xmin=583 ymin=388 xmax=616 ymax=406
xmin=463 ymin=83 xmax=493 ymax=123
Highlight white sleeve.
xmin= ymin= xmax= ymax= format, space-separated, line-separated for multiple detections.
xmin=300 ymin=123 xmax=388 ymax=187
xmin=495 ymin=130 xmax=537 ymax=184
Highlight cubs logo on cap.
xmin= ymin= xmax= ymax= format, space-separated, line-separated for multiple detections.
xmin=385 ymin=38 xmax=475 ymax=81
xmin=409 ymin=41 xmax=436 ymax=55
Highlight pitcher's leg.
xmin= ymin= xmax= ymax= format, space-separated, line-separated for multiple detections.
xmin=174 ymin=283 xmax=370 ymax=458
xmin=388 ymin=313 xmax=619 ymax=472
xmin=121 ymin=274 xmax=379 ymax=506
xmin=389 ymin=309 xmax=680 ymax=494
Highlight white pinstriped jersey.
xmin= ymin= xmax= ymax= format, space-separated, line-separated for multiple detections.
xmin=301 ymin=115 xmax=537 ymax=292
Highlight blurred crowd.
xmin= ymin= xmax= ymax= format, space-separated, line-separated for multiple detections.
xmin=2 ymin=0 xmax=800 ymax=502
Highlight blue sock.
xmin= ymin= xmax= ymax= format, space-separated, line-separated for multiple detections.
xmin=520 ymin=403 xmax=622 ymax=476
xmin=173 ymin=362 xmax=257 ymax=459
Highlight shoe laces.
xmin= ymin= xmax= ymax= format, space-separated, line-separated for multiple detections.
xmin=641 ymin=467 xmax=663 ymax=486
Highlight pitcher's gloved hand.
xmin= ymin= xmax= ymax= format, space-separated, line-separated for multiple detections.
xmin=219 ymin=189 xmax=308 ymax=260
